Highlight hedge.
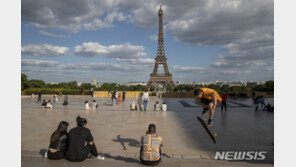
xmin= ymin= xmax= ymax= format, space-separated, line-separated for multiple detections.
xmin=23 ymin=88 xmax=90 ymax=95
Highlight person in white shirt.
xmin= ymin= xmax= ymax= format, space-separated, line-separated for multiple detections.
xmin=154 ymin=101 xmax=161 ymax=111
xmin=142 ymin=90 xmax=149 ymax=111
xmin=91 ymin=100 xmax=98 ymax=109
xmin=85 ymin=101 xmax=90 ymax=109
xmin=130 ymin=100 xmax=137 ymax=110
xmin=46 ymin=100 xmax=53 ymax=109
xmin=161 ymin=102 xmax=167 ymax=111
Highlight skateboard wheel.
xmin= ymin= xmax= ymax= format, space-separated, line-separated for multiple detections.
xmin=214 ymin=133 xmax=217 ymax=136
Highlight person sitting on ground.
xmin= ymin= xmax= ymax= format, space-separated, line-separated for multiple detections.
xmin=41 ymin=99 xmax=47 ymax=107
xmin=264 ymin=103 xmax=274 ymax=112
xmin=130 ymin=100 xmax=137 ymax=111
xmin=46 ymin=121 xmax=69 ymax=160
xmin=91 ymin=100 xmax=98 ymax=109
xmin=254 ymin=96 xmax=266 ymax=111
xmin=161 ymin=102 xmax=167 ymax=111
xmin=66 ymin=116 xmax=104 ymax=161
xmin=46 ymin=100 xmax=53 ymax=108
xmin=84 ymin=101 xmax=90 ymax=109
xmin=140 ymin=124 xmax=163 ymax=166
xmin=154 ymin=101 xmax=161 ymax=111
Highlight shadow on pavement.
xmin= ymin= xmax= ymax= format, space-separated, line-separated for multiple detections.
xmin=112 ymin=135 xmax=140 ymax=150
xmin=100 ymin=153 xmax=139 ymax=164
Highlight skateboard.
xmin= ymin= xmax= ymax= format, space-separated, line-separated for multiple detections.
xmin=197 ymin=116 xmax=217 ymax=144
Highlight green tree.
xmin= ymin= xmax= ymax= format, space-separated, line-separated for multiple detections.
xmin=21 ymin=73 xmax=30 ymax=91
xmin=28 ymin=79 xmax=45 ymax=88
xmin=80 ymin=83 xmax=92 ymax=90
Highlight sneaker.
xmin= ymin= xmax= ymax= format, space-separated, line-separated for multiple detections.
xmin=96 ymin=155 xmax=105 ymax=160
xmin=202 ymin=108 xmax=208 ymax=116
xmin=44 ymin=151 xmax=48 ymax=158
xmin=207 ymin=119 xmax=213 ymax=127
xmin=89 ymin=155 xmax=104 ymax=160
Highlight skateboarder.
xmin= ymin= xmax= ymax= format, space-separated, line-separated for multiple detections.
xmin=194 ymin=88 xmax=222 ymax=126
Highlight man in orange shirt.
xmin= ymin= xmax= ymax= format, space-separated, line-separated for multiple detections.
xmin=194 ymin=88 xmax=222 ymax=126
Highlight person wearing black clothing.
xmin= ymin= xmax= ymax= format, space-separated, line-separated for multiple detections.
xmin=66 ymin=116 xmax=104 ymax=162
xmin=122 ymin=92 xmax=126 ymax=102
xmin=47 ymin=121 xmax=69 ymax=160
xmin=37 ymin=91 xmax=42 ymax=103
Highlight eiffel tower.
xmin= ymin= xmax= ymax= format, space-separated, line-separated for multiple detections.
xmin=146 ymin=6 xmax=175 ymax=91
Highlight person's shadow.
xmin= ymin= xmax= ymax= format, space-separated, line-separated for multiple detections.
xmin=112 ymin=135 xmax=140 ymax=150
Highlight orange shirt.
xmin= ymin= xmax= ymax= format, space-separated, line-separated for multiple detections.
xmin=200 ymin=88 xmax=222 ymax=102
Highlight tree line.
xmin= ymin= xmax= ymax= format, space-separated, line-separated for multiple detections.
xmin=21 ymin=73 xmax=273 ymax=95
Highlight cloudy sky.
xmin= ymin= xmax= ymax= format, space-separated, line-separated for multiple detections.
xmin=21 ymin=0 xmax=274 ymax=83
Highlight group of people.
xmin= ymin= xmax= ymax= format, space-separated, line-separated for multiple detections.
xmin=47 ymin=116 xmax=163 ymax=165
xmin=153 ymin=101 xmax=167 ymax=111
xmin=37 ymin=92 xmax=69 ymax=109
xmin=84 ymin=100 xmax=98 ymax=110
xmin=253 ymin=94 xmax=274 ymax=112
xmin=110 ymin=90 xmax=126 ymax=106
xmin=130 ymin=90 xmax=150 ymax=111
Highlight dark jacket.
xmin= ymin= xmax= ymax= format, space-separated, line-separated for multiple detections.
xmin=48 ymin=133 xmax=68 ymax=160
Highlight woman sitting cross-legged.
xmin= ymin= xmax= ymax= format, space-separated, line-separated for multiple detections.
xmin=47 ymin=121 xmax=69 ymax=160
xmin=66 ymin=116 xmax=104 ymax=162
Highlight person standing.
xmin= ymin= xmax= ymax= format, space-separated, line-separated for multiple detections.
xmin=221 ymin=93 xmax=227 ymax=112
xmin=122 ymin=92 xmax=126 ymax=102
xmin=52 ymin=94 xmax=57 ymax=108
xmin=90 ymin=88 xmax=94 ymax=97
xmin=112 ymin=90 xmax=117 ymax=106
xmin=138 ymin=93 xmax=143 ymax=111
xmin=63 ymin=94 xmax=69 ymax=106
xmin=142 ymin=90 xmax=149 ymax=111
xmin=140 ymin=124 xmax=162 ymax=166
xmin=37 ymin=90 xmax=42 ymax=103
xmin=252 ymin=91 xmax=255 ymax=102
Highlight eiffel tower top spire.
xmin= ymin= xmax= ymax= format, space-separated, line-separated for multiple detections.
xmin=157 ymin=5 xmax=165 ymax=59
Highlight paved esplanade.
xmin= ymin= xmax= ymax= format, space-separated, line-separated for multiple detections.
xmin=22 ymin=95 xmax=274 ymax=167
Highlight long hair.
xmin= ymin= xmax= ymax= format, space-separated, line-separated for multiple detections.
xmin=76 ymin=116 xmax=87 ymax=127
xmin=50 ymin=121 xmax=69 ymax=143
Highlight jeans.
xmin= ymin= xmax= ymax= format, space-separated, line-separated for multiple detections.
xmin=143 ymin=100 xmax=148 ymax=111
xmin=53 ymin=99 xmax=56 ymax=108
xmin=112 ymin=98 xmax=117 ymax=106
xmin=221 ymin=102 xmax=226 ymax=111
xmin=37 ymin=97 xmax=41 ymax=103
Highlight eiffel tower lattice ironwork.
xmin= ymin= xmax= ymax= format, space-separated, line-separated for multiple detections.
xmin=146 ymin=6 xmax=175 ymax=91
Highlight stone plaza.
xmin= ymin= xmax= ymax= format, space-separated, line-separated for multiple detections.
xmin=22 ymin=95 xmax=274 ymax=167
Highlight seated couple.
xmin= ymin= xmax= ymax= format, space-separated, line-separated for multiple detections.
xmin=85 ymin=100 xmax=98 ymax=110
xmin=46 ymin=116 xmax=104 ymax=161
xmin=154 ymin=101 xmax=167 ymax=111
xmin=42 ymin=99 xmax=53 ymax=109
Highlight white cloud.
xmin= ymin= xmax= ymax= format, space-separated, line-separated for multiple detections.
xmin=73 ymin=42 xmax=147 ymax=59
xmin=21 ymin=59 xmax=59 ymax=67
xmin=38 ymin=30 xmax=69 ymax=38
xmin=149 ymin=35 xmax=158 ymax=41
xmin=22 ymin=44 xmax=69 ymax=57
xmin=83 ymin=11 xmax=126 ymax=30
xmin=115 ymin=58 xmax=154 ymax=66
xmin=60 ymin=62 xmax=136 ymax=72
xmin=172 ymin=65 xmax=205 ymax=73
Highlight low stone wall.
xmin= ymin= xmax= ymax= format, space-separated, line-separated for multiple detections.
xmin=94 ymin=91 xmax=146 ymax=98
